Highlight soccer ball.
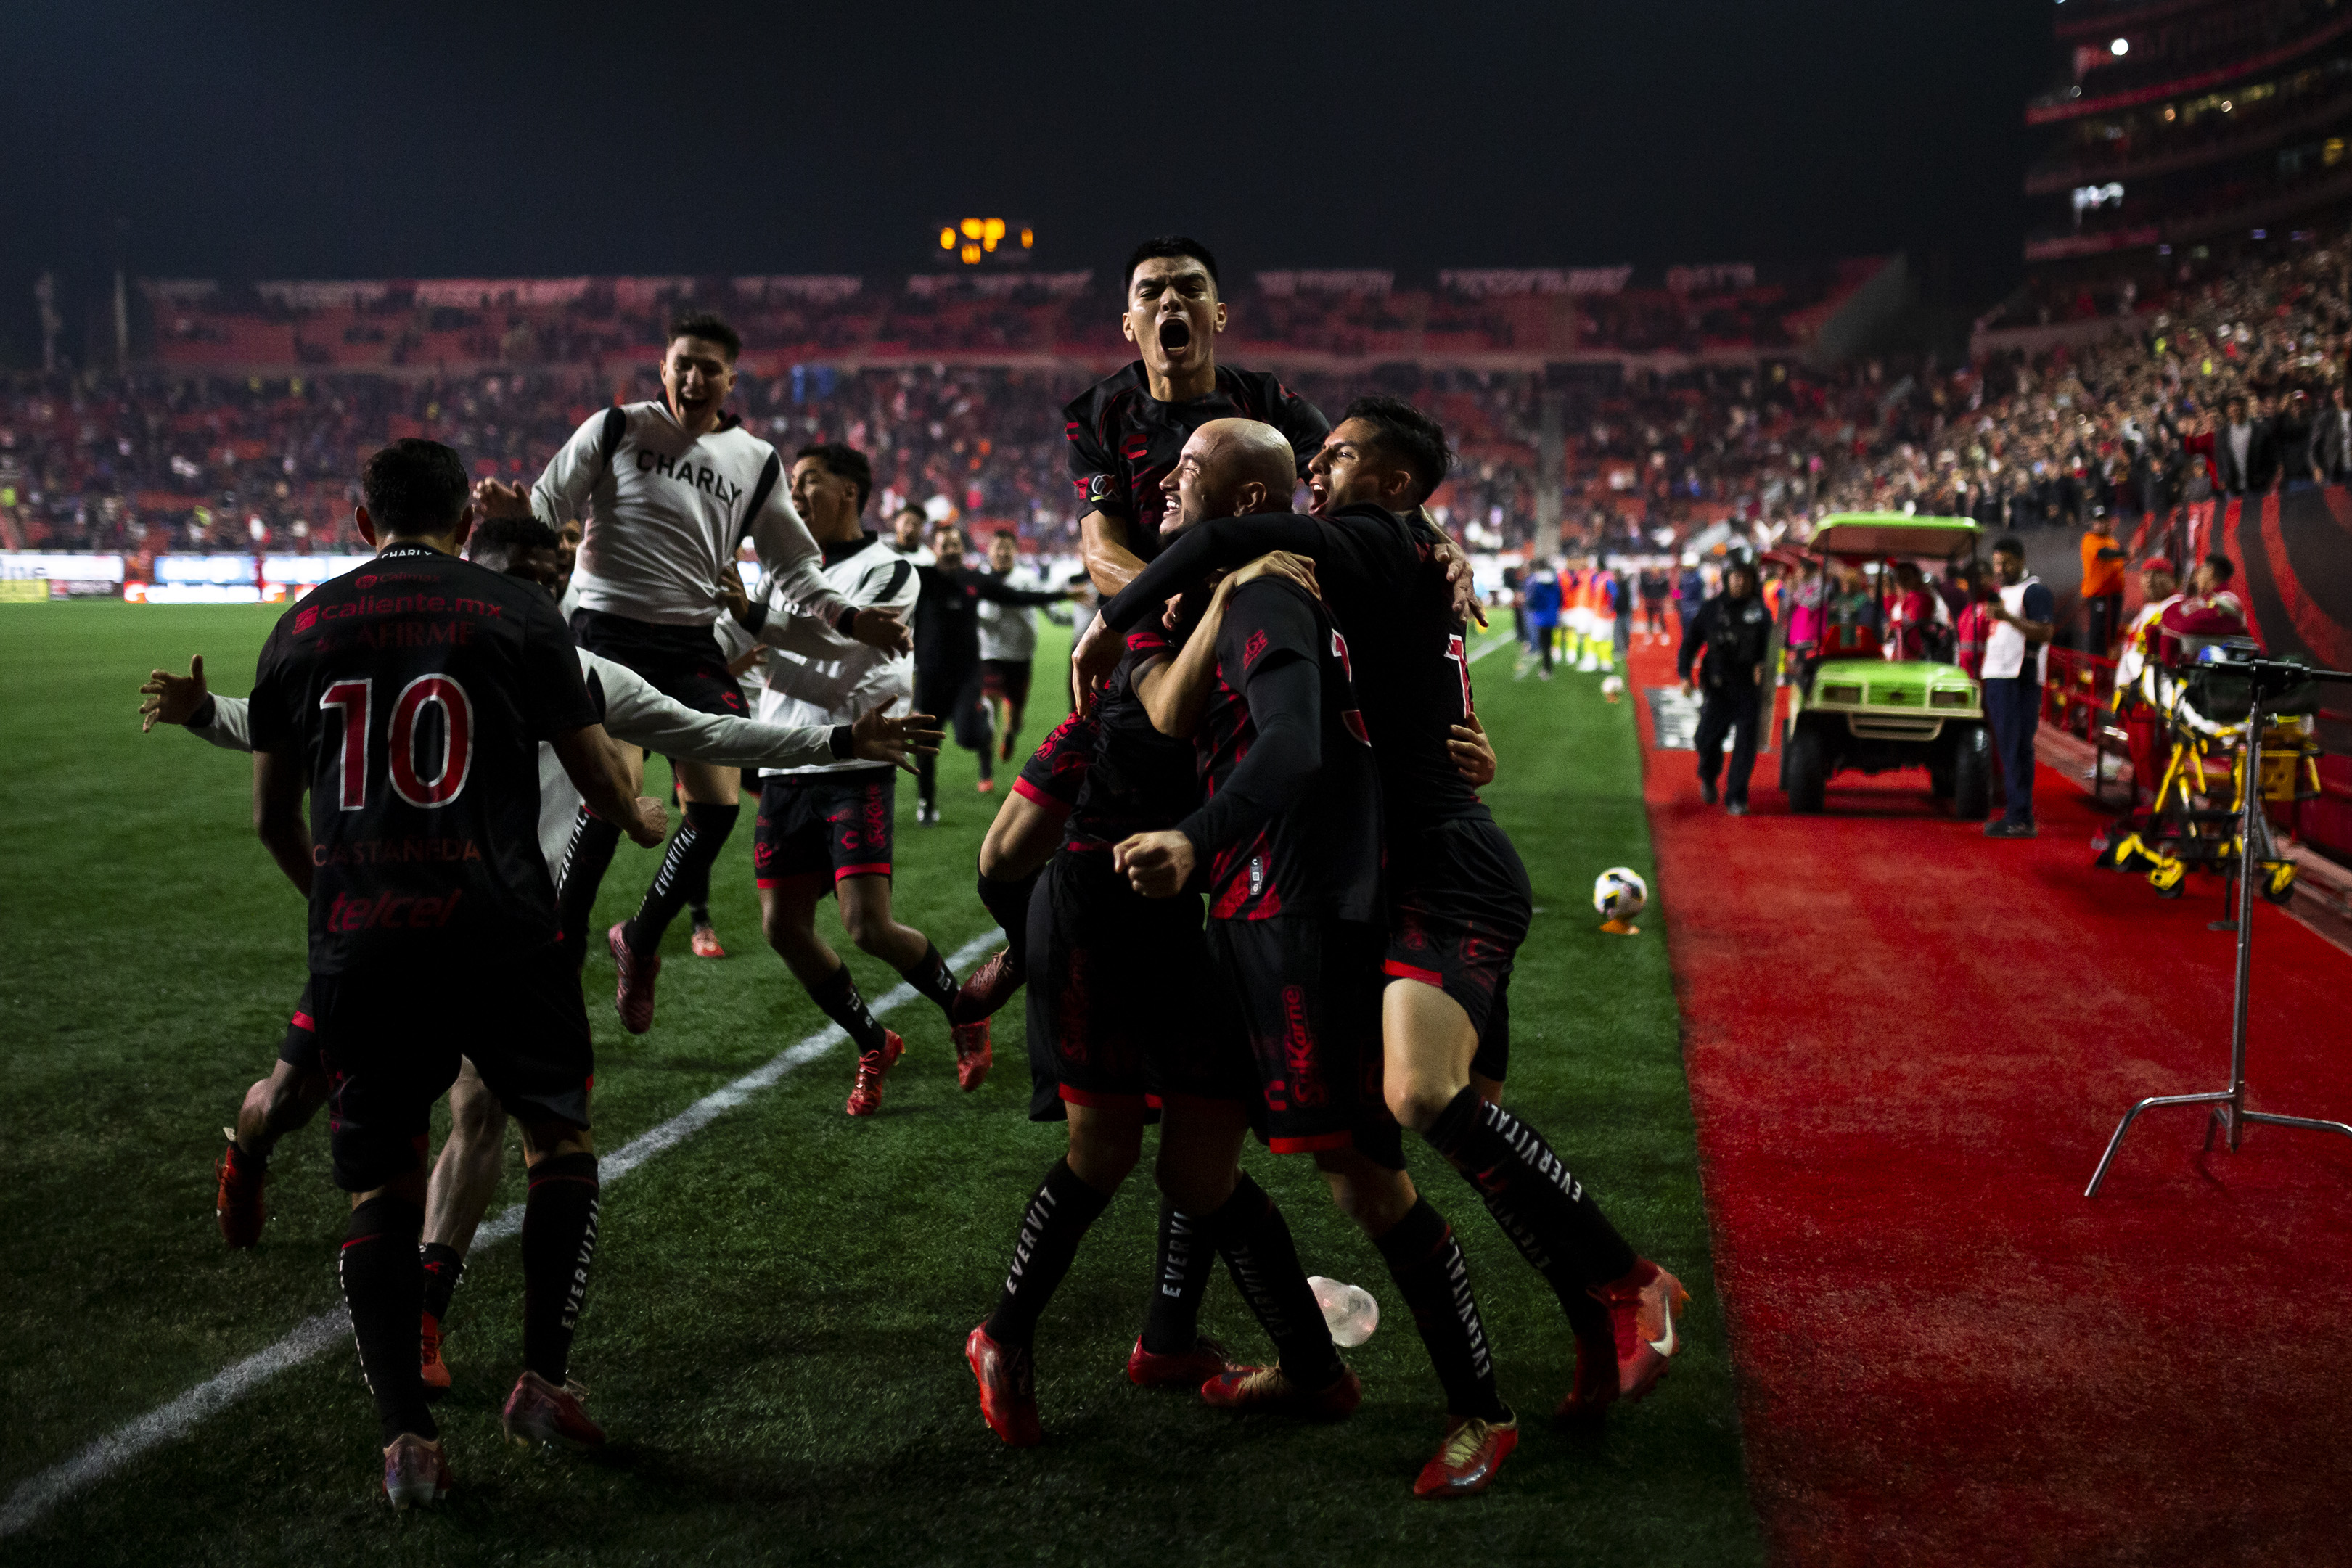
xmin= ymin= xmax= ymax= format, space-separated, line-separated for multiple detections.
xmin=1601 ymin=674 xmax=1626 ymax=703
xmin=1593 ymin=866 xmax=1648 ymax=921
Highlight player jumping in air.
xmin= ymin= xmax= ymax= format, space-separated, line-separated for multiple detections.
xmin=475 ymin=311 xmax=911 ymax=1035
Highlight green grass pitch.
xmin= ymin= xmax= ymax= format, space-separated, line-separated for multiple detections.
xmin=0 ymin=600 xmax=1761 ymax=1566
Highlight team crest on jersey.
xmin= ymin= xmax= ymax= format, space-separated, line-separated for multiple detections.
xmin=1243 ymin=629 xmax=1269 ymax=668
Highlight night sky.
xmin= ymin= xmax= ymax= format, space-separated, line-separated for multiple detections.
xmin=1 ymin=1 xmax=2052 ymax=358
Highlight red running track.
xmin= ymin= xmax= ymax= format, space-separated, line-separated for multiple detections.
xmin=1628 ymin=640 xmax=2352 ymax=1565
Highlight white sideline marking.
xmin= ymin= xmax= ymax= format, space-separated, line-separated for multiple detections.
xmin=0 ymin=932 xmax=997 ymax=1537
xmin=1468 ymin=632 xmax=1513 ymax=665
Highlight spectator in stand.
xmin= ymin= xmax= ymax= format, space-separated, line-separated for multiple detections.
xmin=2272 ymin=391 xmax=2314 ymax=489
xmin=2078 ymin=509 xmax=2128 ymax=655
xmin=1979 ymin=535 xmax=2055 ymax=840
xmin=2309 ymin=382 xmax=2352 ymax=485
xmin=2213 ymin=395 xmax=2274 ymax=497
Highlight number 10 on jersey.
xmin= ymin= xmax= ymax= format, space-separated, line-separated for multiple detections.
xmin=320 ymin=675 xmax=476 ymax=810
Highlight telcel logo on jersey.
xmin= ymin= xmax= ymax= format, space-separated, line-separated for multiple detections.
xmin=325 ymin=888 xmax=465 ymax=932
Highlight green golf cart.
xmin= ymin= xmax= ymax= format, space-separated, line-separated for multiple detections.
xmin=1779 ymin=514 xmax=1991 ymax=818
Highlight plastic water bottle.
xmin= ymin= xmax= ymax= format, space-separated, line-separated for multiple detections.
xmin=1308 ymin=1276 xmax=1380 ymax=1347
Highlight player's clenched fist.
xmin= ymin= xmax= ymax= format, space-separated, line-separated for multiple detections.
xmin=1112 ymin=829 xmax=1195 ymax=898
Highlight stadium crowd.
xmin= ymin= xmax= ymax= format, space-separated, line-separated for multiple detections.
xmin=7 ymin=235 xmax=2351 ymax=565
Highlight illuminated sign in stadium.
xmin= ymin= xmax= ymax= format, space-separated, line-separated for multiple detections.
xmin=933 ymin=218 xmax=1035 ymax=266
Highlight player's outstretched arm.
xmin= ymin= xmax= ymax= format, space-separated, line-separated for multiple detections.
xmin=1079 ymin=511 xmax=1147 ymax=599
xmin=848 ymin=699 xmax=944 ymax=776
xmin=139 ymin=654 xmax=208 ymax=731
xmin=252 ymin=748 xmax=312 ymax=896
xmin=549 ymin=725 xmax=668 ymax=847
xmin=1097 ymin=514 xmax=1323 ymax=637
xmin=1136 ymin=553 xmax=1318 ymax=739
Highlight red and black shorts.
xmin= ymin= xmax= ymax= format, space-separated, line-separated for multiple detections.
xmin=754 ymin=771 xmax=896 ymax=890
xmin=311 ymin=943 xmax=593 ymax=1193
xmin=980 ymin=658 xmax=1033 ymax=710
xmin=1208 ymin=915 xmax=1403 ymax=1170
xmin=1024 ymin=848 xmax=1251 ymax=1122
xmin=1012 ymin=710 xmax=1097 ymax=819
xmin=1384 ymin=816 xmax=1532 ymax=1084
xmin=278 ymin=980 xmax=321 ymax=1072
xmin=570 ymin=608 xmax=745 ymax=719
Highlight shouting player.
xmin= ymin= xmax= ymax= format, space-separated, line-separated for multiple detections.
xmin=957 ymin=234 xmax=1329 ymax=1034
xmin=476 ymin=311 xmax=911 ymax=1035
xmin=246 ymin=440 xmax=663 ymax=1505
xmin=720 ymin=441 xmax=991 ymax=1113
xmin=1085 ymin=404 xmax=1689 ymax=1470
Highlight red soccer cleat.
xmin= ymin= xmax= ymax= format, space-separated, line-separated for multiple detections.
xmin=964 ymin=1324 xmax=1043 ymax=1447
xmin=1413 ymin=1413 xmax=1519 ymax=1500
xmin=1200 ymin=1363 xmax=1362 ymax=1419
xmin=1126 ymin=1335 xmax=1238 ymax=1390
xmin=381 ymin=1432 xmax=454 ymax=1509
xmin=951 ymin=1019 xmax=992 ymax=1091
xmin=845 ymin=1030 xmax=906 ymax=1117
xmin=419 ymin=1311 xmax=451 ymax=1397
xmin=1552 ymin=1321 xmax=1619 ymax=1424
xmin=1589 ymin=1257 xmax=1689 ymax=1403
xmin=951 ymin=949 xmax=1020 ymax=1024
xmin=689 ymin=920 xmax=726 ymax=959
xmin=214 ymin=1134 xmax=266 ymax=1249
xmin=609 ymin=922 xmax=660 ymax=1035
xmin=501 ymin=1369 xmax=605 ymax=1451
xmin=976 ymin=778 xmax=996 ymax=795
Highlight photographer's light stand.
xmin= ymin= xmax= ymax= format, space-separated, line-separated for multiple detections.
xmin=2086 ymin=659 xmax=2352 ymax=1197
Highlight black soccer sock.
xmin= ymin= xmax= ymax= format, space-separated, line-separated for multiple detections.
xmin=418 ymin=1242 xmax=464 ymax=1324
xmin=808 ymin=961 xmax=889 ymax=1055
xmin=1426 ymin=1086 xmax=1636 ymax=1289
xmin=626 ymin=802 xmax=738 ymax=956
xmin=977 ymin=743 xmax=993 ymax=782
xmin=984 ymin=1159 xmax=1113 ymax=1351
xmin=557 ymin=807 xmax=623 ymax=966
xmin=1201 ymin=1176 xmax=1344 ymax=1390
xmin=1475 ymin=1189 xmax=1620 ymax=1354
xmin=975 ymin=869 xmax=1039 ymax=982
xmin=897 ymin=940 xmax=961 ymax=1021
xmin=1374 ymin=1198 xmax=1509 ymax=1422
xmin=520 ymin=1152 xmax=599 ymax=1386
xmin=340 ymin=1196 xmax=435 ymax=1445
xmin=1139 ymin=1202 xmax=1218 ymax=1355
xmin=917 ymin=749 xmax=938 ymax=809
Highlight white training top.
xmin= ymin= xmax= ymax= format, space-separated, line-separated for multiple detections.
xmin=745 ymin=533 xmax=921 ymax=779
xmin=1982 ymin=575 xmax=2049 ymax=683
xmin=189 ymin=648 xmax=843 ymax=871
xmin=530 ymin=399 xmax=856 ymax=631
xmin=977 ymin=563 xmax=1049 ymax=662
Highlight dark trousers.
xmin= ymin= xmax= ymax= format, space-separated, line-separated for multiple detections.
xmin=1983 ymin=676 xmax=2039 ymax=826
xmin=915 ymin=662 xmax=991 ymax=803
xmin=2084 ymin=592 xmax=2122 ymax=656
xmin=1693 ymin=685 xmax=1760 ymax=807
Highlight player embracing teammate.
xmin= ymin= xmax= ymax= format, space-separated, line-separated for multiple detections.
xmin=1074 ymin=400 xmax=1690 ymax=1497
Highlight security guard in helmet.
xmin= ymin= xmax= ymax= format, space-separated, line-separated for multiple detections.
xmin=1678 ymin=557 xmax=1774 ymax=815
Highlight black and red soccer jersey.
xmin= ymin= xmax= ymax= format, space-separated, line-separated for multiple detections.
xmin=247 ymin=543 xmax=598 ymax=973
xmin=1182 ymin=579 xmax=1380 ymax=923
xmin=1064 ymin=626 xmax=1200 ymax=850
xmin=1097 ymin=503 xmax=1484 ymax=827
xmin=1062 ymin=363 xmax=1328 ymax=559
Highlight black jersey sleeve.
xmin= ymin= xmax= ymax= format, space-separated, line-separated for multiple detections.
xmin=972 ymin=572 xmax=1068 ymax=608
xmin=1062 ymin=385 xmax=1126 ymax=517
xmin=1097 ymin=513 xmax=1325 ymax=634
xmin=517 ymin=592 xmax=598 ymax=738
xmin=247 ymin=621 xmax=298 ymax=753
xmin=1174 ymin=582 xmax=1322 ymax=857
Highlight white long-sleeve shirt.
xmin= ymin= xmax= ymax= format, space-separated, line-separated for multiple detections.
xmin=187 ymin=647 xmax=850 ymax=871
xmin=740 ymin=533 xmax=920 ymax=779
xmin=530 ymin=399 xmax=858 ymax=631
xmin=976 ymin=564 xmax=1047 ymax=662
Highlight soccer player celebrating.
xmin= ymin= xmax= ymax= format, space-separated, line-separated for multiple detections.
xmin=722 ymin=443 xmax=990 ymax=1113
xmin=976 ymin=528 xmax=1048 ymax=766
xmin=1090 ymin=405 xmax=1689 ymax=1475
xmin=1108 ymin=420 xmax=1521 ymax=1498
xmin=908 ymin=521 xmax=1073 ymax=822
xmin=476 ymin=311 xmax=911 ymax=1035
xmin=956 ymin=234 xmax=1329 ymax=1027
xmin=966 ymin=540 xmax=1358 ymax=1445
xmin=245 ymin=440 xmax=663 ymax=1505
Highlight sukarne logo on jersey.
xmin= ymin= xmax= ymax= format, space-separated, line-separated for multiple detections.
xmin=1280 ymin=985 xmax=1327 ymax=1107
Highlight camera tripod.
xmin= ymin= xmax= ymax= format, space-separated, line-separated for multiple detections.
xmin=2085 ymin=656 xmax=2352 ymax=1196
